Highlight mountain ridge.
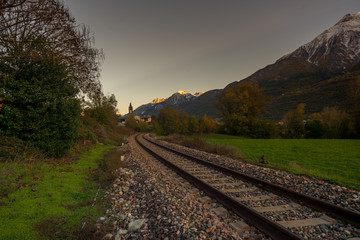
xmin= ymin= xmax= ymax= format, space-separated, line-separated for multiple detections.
xmin=125 ymin=91 xmax=204 ymax=117
xmin=130 ymin=12 xmax=360 ymax=120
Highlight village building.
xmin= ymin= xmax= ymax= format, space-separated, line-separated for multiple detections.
xmin=120 ymin=103 xmax=153 ymax=125
xmin=141 ymin=115 xmax=152 ymax=123
xmin=129 ymin=102 xmax=133 ymax=115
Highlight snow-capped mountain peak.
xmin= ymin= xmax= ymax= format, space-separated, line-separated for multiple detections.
xmin=150 ymin=98 xmax=166 ymax=104
xmin=194 ymin=92 xmax=204 ymax=97
xmin=177 ymin=90 xmax=188 ymax=95
xmin=126 ymin=90 xmax=205 ymax=117
xmin=279 ymin=12 xmax=360 ymax=72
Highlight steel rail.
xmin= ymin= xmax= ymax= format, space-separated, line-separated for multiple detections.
xmin=143 ymin=134 xmax=360 ymax=228
xmin=135 ymin=134 xmax=303 ymax=240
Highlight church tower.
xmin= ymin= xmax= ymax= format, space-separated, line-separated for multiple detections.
xmin=129 ymin=102 xmax=133 ymax=115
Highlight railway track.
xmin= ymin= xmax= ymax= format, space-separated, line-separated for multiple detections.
xmin=135 ymin=134 xmax=360 ymax=240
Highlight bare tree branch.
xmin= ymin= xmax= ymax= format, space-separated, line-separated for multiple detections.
xmin=0 ymin=0 xmax=104 ymax=96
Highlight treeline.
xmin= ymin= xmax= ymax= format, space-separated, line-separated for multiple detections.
xmin=0 ymin=0 xmax=125 ymax=157
xmin=217 ymin=80 xmax=360 ymax=139
xmin=282 ymin=104 xmax=359 ymax=139
xmin=141 ymin=79 xmax=360 ymax=139
xmin=132 ymin=106 xmax=217 ymax=135
xmin=124 ymin=114 xmax=150 ymax=133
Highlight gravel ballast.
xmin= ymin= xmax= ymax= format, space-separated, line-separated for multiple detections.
xmin=96 ymin=135 xmax=268 ymax=239
xmin=96 ymin=134 xmax=360 ymax=239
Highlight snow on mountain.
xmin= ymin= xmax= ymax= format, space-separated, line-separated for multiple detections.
xmin=279 ymin=12 xmax=360 ymax=72
xmin=150 ymin=98 xmax=166 ymax=104
xmin=165 ymin=91 xmax=196 ymax=105
xmin=126 ymin=91 xmax=204 ymax=117
xmin=194 ymin=92 xmax=204 ymax=97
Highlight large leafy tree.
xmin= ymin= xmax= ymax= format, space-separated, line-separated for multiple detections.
xmin=0 ymin=59 xmax=81 ymax=156
xmin=156 ymin=106 xmax=181 ymax=135
xmin=217 ymin=83 xmax=271 ymax=135
xmin=0 ymin=0 xmax=104 ymax=156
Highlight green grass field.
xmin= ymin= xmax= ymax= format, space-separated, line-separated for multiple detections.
xmin=201 ymin=134 xmax=360 ymax=190
xmin=0 ymin=144 xmax=113 ymax=239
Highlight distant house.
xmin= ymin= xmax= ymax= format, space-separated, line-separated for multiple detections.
xmin=141 ymin=115 xmax=152 ymax=123
xmin=134 ymin=115 xmax=141 ymax=122
xmin=123 ymin=103 xmax=153 ymax=125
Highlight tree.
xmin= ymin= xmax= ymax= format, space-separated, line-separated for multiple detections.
xmin=249 ymin=120 xmax=277 ymax=139
xmin=348 ymin=77 xmax=360 ymax=137
xmin=199 ymin=115 xmax=217 ymax=133
xmin=86 ymin=92 xmax=119 ymax=127
xmin=0 ymin=59 xmax=81 ymax=156
xmin=217 ymin=83 xmax=271 ymax=135
xmin=178 ymin=110 xmax=190 ymax=134
xmin=137 ymin=121 xmax=149 ymax=132
xmin=188 ymin=115 xmax=199 ymax=134
xmin=0 ymin=0 xmax=27 ymax=11
xmin=125 ymin=114 xmax=138 ymax=130
xmin=156 ymin=107 xmax=180 ymax=135
xmin=282 ymin=103 xmax=306 ymax=138
xmin=0 ymin=0 xmax=104 ymax=97
xmin=0 ymin=0 xmax=104 ymax=156
xmin=305 ymin=119 xmax=324 ymax=138
xmin=319 ymin=107 xmax=353 ymax=138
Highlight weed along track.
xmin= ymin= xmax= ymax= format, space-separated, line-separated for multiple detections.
xmin=135 ymin=134 xmax=360 ymax=240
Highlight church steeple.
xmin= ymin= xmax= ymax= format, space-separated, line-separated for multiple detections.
xmin=129 ymin=102 xmax=133 ymax=115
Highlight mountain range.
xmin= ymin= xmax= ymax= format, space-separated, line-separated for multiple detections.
xmin=130 ymin=12 xmax=360 ymax=120
xmin=125 ymin=91 xmax=204 ymax=117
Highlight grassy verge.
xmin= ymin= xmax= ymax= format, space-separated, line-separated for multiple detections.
xmin=201 ymin=134 xmax=360 ymax=190
xmin=0 ymin=143 xmax=116 ymax=239
xmin=164 ymin=134 xmax=240 ymax=158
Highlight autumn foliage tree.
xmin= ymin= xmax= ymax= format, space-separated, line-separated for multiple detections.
xmin=199 ymin=115 xmax=217 ymax=133
xmin=154 ymin=107 xmax=217 ymax=136
xmin=217 ymin=83 xmax=271 ymax=136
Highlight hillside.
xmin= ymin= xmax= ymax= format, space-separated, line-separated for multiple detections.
xmin=131 ymin=12 xmax=360 ymax=121
xmin=127 ymin=91 xmax=204 ymax=117
xmin=186 ymin=12 xmax=360 ymax=120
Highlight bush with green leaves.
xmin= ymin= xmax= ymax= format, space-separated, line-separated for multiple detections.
xmin=282 ymin=103 xmax=306 ymax=139
xmin=0 ymin=60 xmax=81 ymax=157
xmin=249 ymin=120 xmax=278 ymax=139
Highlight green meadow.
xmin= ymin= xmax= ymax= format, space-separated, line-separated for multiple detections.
xmin=201 ymin=134 xmax=360 ymax=190
xmin=0 ymin=144 xmax=113 ymax=239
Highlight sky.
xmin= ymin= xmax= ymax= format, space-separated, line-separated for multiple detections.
xmin=63 ymin=0 xmax=359 ymax=115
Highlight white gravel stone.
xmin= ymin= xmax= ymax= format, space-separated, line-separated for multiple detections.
xmin=128 ymin=219 xmax=146 ymax=232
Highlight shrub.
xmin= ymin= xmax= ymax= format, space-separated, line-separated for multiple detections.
xmin=249 ymin=120 xmax=278 ymax=139
xmin=282 ymin=103 xmax=306 ymax=138
xmin=305 ymin=119 xmax=325 ymax=138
